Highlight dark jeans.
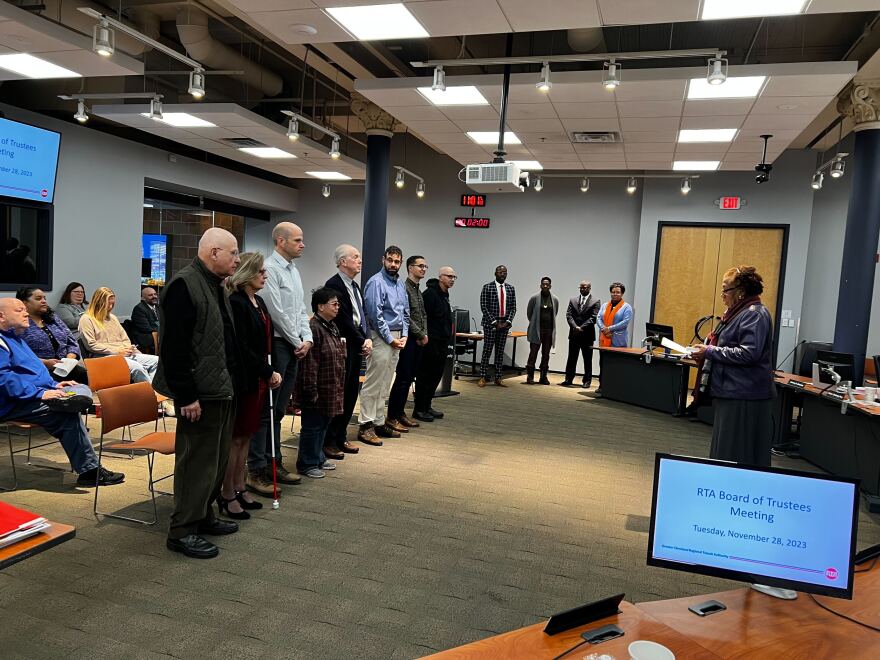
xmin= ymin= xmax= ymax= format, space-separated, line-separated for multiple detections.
xmin=248 ymin=337 xmax=298 ymax=471
xmin=169 ymin=399 xmax=235 ymax=539
xmin=1 ymin=399 xmax=98 ymax=474
xmin=387 ymin=338 xmax=423 ymax=419
xmin=296 ymin=408 xmax=330 ymax=472
xmin=50 ymin=364 xmax=89 ymax=385
xmin=526 ymin=328 xmax=553 ymax=371
xmin=565 ymin=335 xmax=595 ymax=384
xmin=326 ymin=340 xmax=362 ymax=449
xmin=414 ymin=339 xmax=448 ymax=412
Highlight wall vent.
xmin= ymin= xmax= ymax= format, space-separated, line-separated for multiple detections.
xmin=221 ymin=137 xmax=265 ymax=148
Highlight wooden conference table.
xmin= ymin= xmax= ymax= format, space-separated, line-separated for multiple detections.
xmin=454 ymin=331 xmax=527 ymax=378
xmin=0 ymin=521 xmax=75 ymax=571
xmin=428 ymin=560 xmax=880 ymax=659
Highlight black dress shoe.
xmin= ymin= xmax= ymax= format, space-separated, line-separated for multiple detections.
xmin=197 ymin=519 xmax=239 ymax=536
xmin=167 ymin=535 xmax=218 ymax=559
xmin=77 ymin=466 xmax=125 ymax=486
xmin=413 ymin=410 xmax=434 ymax=422
xmin=427 ymin=408 xmax=444 ymax=419
xmin=559 ymin=380 xmax=573 ymax=387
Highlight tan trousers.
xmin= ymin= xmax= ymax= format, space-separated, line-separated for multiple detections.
xmin=358 ymin=330 xmax=401 ymax=427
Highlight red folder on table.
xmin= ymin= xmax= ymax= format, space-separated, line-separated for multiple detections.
xmin=0 ymin=501 xmax=47 ymax=538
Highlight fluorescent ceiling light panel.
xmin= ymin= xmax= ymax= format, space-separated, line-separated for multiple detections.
xmin=306 ymin=171 xmax=352 ymax=180
xmin=139 ymin=112 xmax=216 ymax=127
xmin=326 ymin=4 xmax=429 ymax=41
xmin=467 ymin=131 xmax=521 ymax=145
xmin=238 ymin=147 xmax=297 ymax=159
xmin=678 ymin=129 xmax=738 ymax=143
xmin=673 ymin=160 xmax=720 ymax=171
xmin=687 ymin=76 xmax=766 ymax=100
xmin=0 ymin=53 xmax=80 ymax=79
xmin=511 ymin=160 xmax=543 ymax=170
xmin=416 ymin=86 xmax=488 ymax=106
xmin=701 ymin=0 xmax=806 ymax=20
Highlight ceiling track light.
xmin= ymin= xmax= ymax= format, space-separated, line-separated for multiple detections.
xmin=580 ymin=177 xmax=590 ymax=193
xmin=534 ymin=176 xmax=544 ymax=192
xmin=188 ymin=68 xmax=205 ymax=99
xmin=432 ymin=65 xmax=446 ymax=92
xmin=93 ymin=19 xmax=114 ymax=57
xmin=829 ymin=158 xmax=845 ymax=179
xmin=536 ymin=62 xmax=552 ymax=92
xmin=626 ymin=177 xmax=638 ymax=194
xmin=74 ymin=98 xmax=88 ymax=123
xmin=149 ymin=96 xmax=163 ymax=121
xmin=707 ymin=54 xmax=727 ymax=86
xmin=322 ymin=183 xmax=331 ymax=198
xmin=287 ymin=117 xmax=300 ymax=141
xmin=811 ymin=172 xmax=824 ymax=190
xmin=680 ymin=177 xmax=691 ymax=195
xmin=416 ymin=181 xmax=426 ymax=198
xmin=603 ymin=60 xmax=620 ymax=90
xmin=395 ymin=169 xmax=406 ymax=189
xmin=329 ymin=137 xmax=341 ymax=160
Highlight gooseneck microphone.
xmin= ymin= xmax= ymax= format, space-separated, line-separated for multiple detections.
xmin=774 ymin=339 xmax=808 ymax=372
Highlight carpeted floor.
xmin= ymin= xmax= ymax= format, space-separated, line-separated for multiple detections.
xmin=1 ymin=375 xmax=878 ymax=659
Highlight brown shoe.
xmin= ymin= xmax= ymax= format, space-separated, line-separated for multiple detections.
xmin=478 ymin=378 xmax=488 ymax=387
xmin=246 ymin=470 xmax=279 ymax=497
xmin=375 ymin=423 xmax=401 ymax=439
xmin=494 ymin=379 xmax=508 ymax=388
xmin=275 ymin=463 xmax=302 ymax=485
xmin=386 ymin=418 xmax=409 ymax=433
xmin=323 ymin=446 xmax=344 ymax=460
xmin=398 ymin=414 xmax=420 ymax=428
xmin=358 ymin=424 xmax=383 ymax=446
xmin=341 ymin=441 xmax=360 ymax=454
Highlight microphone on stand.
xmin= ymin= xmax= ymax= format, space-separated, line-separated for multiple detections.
xmin=774 ymin=339 xmax=808 ymax=373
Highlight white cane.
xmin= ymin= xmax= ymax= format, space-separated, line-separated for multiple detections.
xmin=267 ymin=354 xmax=280 ymax=510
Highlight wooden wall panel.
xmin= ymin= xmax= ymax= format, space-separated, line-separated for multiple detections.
xmin=717 ymin=227 xmax=784 ymax=327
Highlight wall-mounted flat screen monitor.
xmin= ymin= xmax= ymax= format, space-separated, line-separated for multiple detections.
xmin=0 ymin=117 xmax=61 ymax=204
xmin=648 ymin=453 xmax=859 ymax=599
xmin=141 ymin=233 xmax=170 ymax=288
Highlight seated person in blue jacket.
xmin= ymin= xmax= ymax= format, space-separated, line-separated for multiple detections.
xmin=0 ymin=298 xmax=124 ymax=487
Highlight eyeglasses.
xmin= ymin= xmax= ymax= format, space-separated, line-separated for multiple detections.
xmin=441 ymin=274 xmax=457 ymax=280
xmin=722 ymin=286 xmax=739 ymax=294
xmin=413 ymin=264 xmax=428 ymax=270
xmin=324 ymin=301 xmax=340 ymax=307
xmin=214 ymin=247 xmax=240 ymax=257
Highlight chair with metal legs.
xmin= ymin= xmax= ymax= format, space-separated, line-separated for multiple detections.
xmin=93 ymin=382 xmax=175 ymax=525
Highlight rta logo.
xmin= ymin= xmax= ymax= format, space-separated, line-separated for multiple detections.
xmin=40 ymin=189 xmax=48 ymax=197
xmin=825 ymin=567 xmax=838 ymax=580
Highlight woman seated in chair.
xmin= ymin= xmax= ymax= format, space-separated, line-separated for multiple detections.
xmin=16 ymin=287 xmax=89 ymax=385
xmin=56 ymin=281 xmax=89 ymax=336
xmin=78 ymin=287 xmax=158 ymax=383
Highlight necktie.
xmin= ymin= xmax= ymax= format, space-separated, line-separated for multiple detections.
xmin=499 ymin=284 xmax=506 ymax=318
xmin=580 ymin=296 xmax=585 ymax=311
xmin=353 ymin=281 xmax=368 ymax=335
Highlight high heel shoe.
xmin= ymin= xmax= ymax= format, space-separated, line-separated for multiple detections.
xmin=235 ymin=490 xmax=263 ymax=510
xmin=217 ymin=495 xmax=250 ymax=520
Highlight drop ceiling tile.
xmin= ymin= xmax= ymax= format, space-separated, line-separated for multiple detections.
xmin=740 ymin=115 xmax=813 ymax=131
xmin=497 ymin=0 xmax=601 ymax=31
xmin=597 ymin=0 xmax=699 ymax=24
xmin=807 ymin=0 xmax=880 ymax=11
xmin=616 ymin=100 xmax=684 ymax=118
xmin=761 ymin=74 xmax=853 ymax=97
xmin=440 ymin=105 xmax=499 ymax=121
xmin=452 ymin=118 xmax=505 ymax=132
xmin=247 ymin=9 xmax=352 ymax=45
xmin=418 ymin=132 xmax=478 ymax=144
xmin=175 ymin=138 xmax=223 ymax=150
xmin=230 ymin=0 xmax=315 ymax=10
xmin=506 ymin=104 xmax=560 ymax=120
xmin=389 ymin=106 xmax=447 ymax=121
xmin=573 ymin=143 xmax=624 ymax=155
xmin=750 ymin=95 xmax=832 ymax=115
xmin=679 ymin=115 xmax=746 ymax=130
xmin=621 ymin=130 xmax=678 ymax=143
xmin=619 ymin=116 xmax=681 ymax=132
xmin=507 ymin=118 xmax=565 ymax=132
xmin=408 ymin=0 xmax=511 ymax=36
xmin=580 ymin=160 xmax=627 ymax=169
xmin=547 ymin=85 xmax=614 ymax=103
xmin=0 ymin=21 xmax=80 ymax=52
xmin=538 ymin=161 xmax=583 ymax=170
xmin=683 ymin=99 xmax=756 ymax=116
xmin=360 ymin=88 xmax=430 ymax=107
xmin=625 ymin=159 xmax=673 ymax=168
xmin=517 ymin=132 xmax=572 ymax=144
xmin=560 ymin=117 xmax=620 ymax=133
xmin=552 ymin=102 xmax=618 ymax=119
xmin=403 ymin=119 xmax=461 ymax=133
xmin=674 ymin=144 xmax=729 ymax=157
xmin=719 ymin=163 xmax=756 ymax=171
xmin=623 ymin=143 xmax=675 ymax=154
xmin=613 ymin=80 xmax=687 ymax=102
xmin=184 ymin=127 xmax=250 ymax=139
xmin=735 ymin=127 xmax=801 ymax=141
xmin=481 ymin=84 xmax=553 ymax=105
xmin=527 ymin=143 xmax=577 ymax=157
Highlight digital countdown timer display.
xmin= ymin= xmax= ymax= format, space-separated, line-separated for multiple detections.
xmin=455 ymin=217 xmax=490 ymax=228
xmin=461 ymin=194 xmax=487 ymax=208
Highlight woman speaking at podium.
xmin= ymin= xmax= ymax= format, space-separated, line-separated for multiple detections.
xmin=690 ymin=266 xmax=775 ymax=467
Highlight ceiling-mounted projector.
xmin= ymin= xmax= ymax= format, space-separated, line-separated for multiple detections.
xmin=465 ymin=162 xmax=526 ymax=193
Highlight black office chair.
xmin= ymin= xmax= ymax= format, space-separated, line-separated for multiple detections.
xmin=453 ymin=309 xmax=478 ymax=378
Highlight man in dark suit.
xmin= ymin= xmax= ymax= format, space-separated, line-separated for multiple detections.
xmin=324 ymin=244 xmax=372 ymax=455
xmin=130 ymin=286 xmax=160 ymax=352
xmin=561 ymin=280 xmax=601 ymax=387
xmin=478 ymin=265 xmax=516 ymax=387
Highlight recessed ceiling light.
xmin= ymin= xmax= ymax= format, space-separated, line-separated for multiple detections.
xmin=674 ymin=160 xmax=720 ymax=171
xmin=467 ymin=131 xmax=521 ymax=145
xmin=511 ymin=160 xmax=543 ymax=171
xmin=0 ymin=53 xmax=80 ymax=79
xmin=238 ymin=147 xmax=297 ymax=159
xmin=325 ymin=3 xmax=429 ymax=41
xmin=678 ymin=129 xmax=738 ymax=143
xmin=306 ymin=171 xmax=352 ymax=180
xmin=687 ymin=76 xmax=766 ymax=100
xmin=139 ymin=112 xmax=216 ymax=127
xmin=416 ymin=86 xmax=488 ymax=106
xmin=701 ymin=0 xmax=806 ymax=20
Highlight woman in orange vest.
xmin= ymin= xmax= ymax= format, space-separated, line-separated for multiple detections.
xmin=597 ymin=282 xmax=633 ymax=348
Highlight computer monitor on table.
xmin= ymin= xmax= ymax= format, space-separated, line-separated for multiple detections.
xmin=645 ymin=322 xmax=674 ymax=347
xmin=647 ymin=453 xmax=859 ymax=599
xmin=816 ymin=350 xmax=857 ymax=387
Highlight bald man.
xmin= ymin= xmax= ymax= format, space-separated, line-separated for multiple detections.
xmin=154 ymin=227 xmax=243 ymax=559
xmin=248 ymin=221 xmax=311 ymax=492
xmin=0 ymin=297 xmax=124 ymax=487
xmin=561 ymin=280 xmax=600 ymax=387
xmin=413 ymin=266 xmax=457 ymax=421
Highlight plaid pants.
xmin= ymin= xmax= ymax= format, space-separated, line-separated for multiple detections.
xmin=480 ymin=327 xmax=509 ymax=379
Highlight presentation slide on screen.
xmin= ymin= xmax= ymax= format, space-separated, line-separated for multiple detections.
xmin=0 ymin=118 xmax=60 ymax=203
xmin=651 ymin=459 xmax=856 ymax=590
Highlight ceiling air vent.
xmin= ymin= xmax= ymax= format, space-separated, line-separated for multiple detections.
xmin=571 ymin=131 xmax=622 ymax=144
xmin=221 ymin=138 xmax=266 ymax=148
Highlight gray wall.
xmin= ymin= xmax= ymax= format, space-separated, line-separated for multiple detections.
xmin=0 ymin=104 xmax=297 ymax=316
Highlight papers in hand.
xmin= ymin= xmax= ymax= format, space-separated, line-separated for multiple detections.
xmin=661 ymin=337 xmax=696 ymax=356
xmin=53 ymin=357 xmax=78 ymax=377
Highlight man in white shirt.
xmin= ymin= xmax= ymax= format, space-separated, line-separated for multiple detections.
xmin=248 ymin=222 xmax=312 ymax=493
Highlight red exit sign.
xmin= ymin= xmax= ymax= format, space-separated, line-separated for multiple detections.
xmin=718 ymin=196 xmax=742 ymax=210
xmin=461 ymin=194 xmax=487 ymax=208
xmin=455 ymin=217 xmax=490 ymax=228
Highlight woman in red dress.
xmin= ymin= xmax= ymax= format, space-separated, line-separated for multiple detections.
xmin=220 ymin=252 xmax=281 ymax=519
